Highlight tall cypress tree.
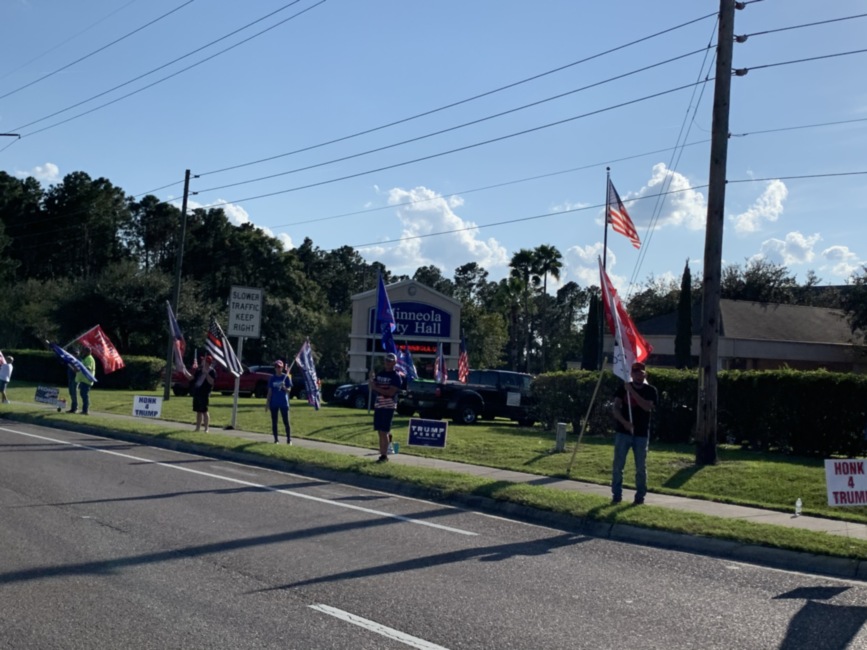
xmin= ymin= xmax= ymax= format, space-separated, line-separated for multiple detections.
xmin=581 ymin=293 xmax=600 ymax=370
xmin=675 ymin=259 xmax=693 ymax=369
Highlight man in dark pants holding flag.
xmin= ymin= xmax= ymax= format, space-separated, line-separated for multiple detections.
xmin=611 ymin=361 xmax=658 ymax=505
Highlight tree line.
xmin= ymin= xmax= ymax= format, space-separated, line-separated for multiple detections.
xmin=1 ymin=169 xmax=865 ymax=378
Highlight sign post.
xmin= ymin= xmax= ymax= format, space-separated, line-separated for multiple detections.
xmin=227 ymin=286 xmax=263 ymax=429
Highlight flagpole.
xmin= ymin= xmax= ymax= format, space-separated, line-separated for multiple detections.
xmin=567 ymin=357 xmax=608 ymax=475
xmin=603 ymin=167 xmax=611 ymax=271
xmin=63 ymin=325 xmax=99 ymax=350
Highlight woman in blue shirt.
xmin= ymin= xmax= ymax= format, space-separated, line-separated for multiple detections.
xmin=265 ymin=359 xmax=293 ymax=444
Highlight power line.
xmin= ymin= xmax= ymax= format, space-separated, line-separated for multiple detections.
xmin=10 ymin=0 xmax=324 ymax=134
xmin=197 ymin=11 xmax=718 ymax=179
xmin=731 ymin=116 xmax=867 ymax=137
xmin=736 ymin=11 xmax=867 ymax=41
xmin=0 ymin=0 xmax=195 ymax=101
xmin=196 ymin=47 xmax=712 ymax=195
xmin=734 ymin=47 xmax=867 ymax=76
xmin=0 ymin=0 xmax=141 ymax=82
xmin=628 ymin=15 xmax=719 ymax=292
xmin=193 ymin=80 xmax=708 ymax=209
xmin=728 ymin=170 xmax=867 ymax=183
xmin=274 ymin=140 xmax=712 ymax=229
xmin=348 ymin=185 xmax=712 ymax=252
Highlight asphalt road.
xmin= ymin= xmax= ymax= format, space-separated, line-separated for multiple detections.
xmin=2 ymin=420 xmax=867 ymax=649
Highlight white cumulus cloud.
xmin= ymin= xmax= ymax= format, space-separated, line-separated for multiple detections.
xmin=362 ymin=185 xmax=509 ymax=277
xmin=756 ymin=231 xmax=821 ymax=266
xmin=730 ymin=180 xmax=788 ymax=234
xmin=821 ymin=245 xmax=861 ymax=278
xmin=15 ymin=162 xmax=60 ymax=184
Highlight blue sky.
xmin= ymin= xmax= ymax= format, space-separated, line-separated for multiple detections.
xmin=2 ymin=0 xmax=865 ymax=296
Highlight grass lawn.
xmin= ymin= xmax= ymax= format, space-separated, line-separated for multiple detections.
xmin=4 ymin=381 xmax=867 ymax=562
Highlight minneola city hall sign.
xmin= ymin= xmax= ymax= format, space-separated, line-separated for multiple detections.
xmin=348 ymin=279 xmax=462 ymax=382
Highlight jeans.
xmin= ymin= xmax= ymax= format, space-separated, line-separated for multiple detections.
xmin=68 ymin=378 xmax=78 ymax=411
xmin=270 ymin=405 xmax=290 ymax=440
xmin=612 ymin=432 xmax=649 ymax=500
xmin=79 ymin=383 xmax=91 ymax=414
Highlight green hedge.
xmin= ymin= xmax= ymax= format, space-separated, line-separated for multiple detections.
xmin=5 ymin=349 xmax=165 ymax=391
xmin=533 ymin=368 xmax=867 ymax=457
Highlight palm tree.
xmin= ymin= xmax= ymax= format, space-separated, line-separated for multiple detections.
xmin=532 ymin=244 xmax=563 ymax=295
xmin=532 ymin=245 xmax=563 ymax=371
xmin=509 ymin=249 xmax=536 ymax=372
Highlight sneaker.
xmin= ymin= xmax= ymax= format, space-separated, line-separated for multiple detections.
xmin=376 ymin=455 xmax=388 ymax=463
xmin=67 ymin=409 xmax=77 ymax=414
xmin=273 ymin=437 xmax=279 ymax=443
xmin=633 ymin=496 xmax=645 ymax=505
xmin=286 ymin=439 xmax=292 ymax=445
xmin=387 ymin=443 xmax=394 ymax=455
xmin=611 ymin=496 xmax=622 ymax=504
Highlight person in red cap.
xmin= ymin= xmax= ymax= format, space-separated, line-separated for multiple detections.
xmin=265 ymin=359 xmax=292 ymax=444
xmin=611 ymin=361 xmax=658 ymax=505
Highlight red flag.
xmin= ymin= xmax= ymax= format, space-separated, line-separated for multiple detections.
xmin=607 ymin=178 xmax=641 ymax=249
xmin=76 ymin=325 xmax=125 ymax=374
xmin=598 ymin=259 xmax=651 ymax=380
xmin=458 ymin=336 xmax=469 ymax=383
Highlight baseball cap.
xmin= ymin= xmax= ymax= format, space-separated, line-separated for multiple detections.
xmin=274 ymin=359 xmax=284 ymax=367
xmin=385 ymin=353 xmax=397 ymax=362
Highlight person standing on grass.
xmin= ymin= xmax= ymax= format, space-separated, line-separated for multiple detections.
xmin=0 ymin=355 xmax=14 ymax=404
xmin=182 ymin=354 xmax=216 ymax=432
xmin=611 ymin=361 xmax=658 ymax=505
xmin=369 ymin=352 xmax=401 ymax=463
xmin=265 ymin=359 xmax=292 ymax=444
xmin=75 ymin=346 xmax=96 ymax=415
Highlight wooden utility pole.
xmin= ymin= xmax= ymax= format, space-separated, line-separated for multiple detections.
xmin=163 ymin=169 xmax=192 ymax=401
xmin=696 ymin=0 xmax=739 ymax=465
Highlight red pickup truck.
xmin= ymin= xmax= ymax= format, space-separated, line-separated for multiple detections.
xmin=171 ymin=365 xmax=272 ymax=398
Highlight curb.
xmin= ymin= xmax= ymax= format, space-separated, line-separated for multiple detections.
xmin=4 ymin=413 xmax=867 ymax=582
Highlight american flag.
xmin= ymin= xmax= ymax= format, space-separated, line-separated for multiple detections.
xmin=607 ymin=178 xmax=641 ymax=249
xmin=76 ymin=325 xmax=125 ymax=374
xmin=458 ymin=336 xmax=469 ymax=383
xmin=166 ymin=301 xmax=186 ymax=371
xmin=434 ymin=342 xmax=446 ymax=383
xmin=206 ymin=317 xmax=242 ymax=377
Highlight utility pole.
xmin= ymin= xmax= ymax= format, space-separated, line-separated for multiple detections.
xmin=163 ymin=170 xmax=192 ymax=401
xmin=696 ymin=0 xmax=740 ymax=466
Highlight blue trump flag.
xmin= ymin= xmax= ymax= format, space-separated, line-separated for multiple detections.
xmin=294 ymin=339 xmax=321 ymax=411
xmin=375 ymin=273 xmax=398 ymax=355
xmin=397 ymin=346 xmax=418 ymax=381
xmin=49 ymin=342 xmax=98 ymax=384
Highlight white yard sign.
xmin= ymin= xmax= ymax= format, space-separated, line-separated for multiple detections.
xmin=228 ymin=286 xmax=263 ymax=339
xmin=133 ymin=395 xmax=163 ymax=418
xmin=824 ymin=459 xmax=867 ymax=506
